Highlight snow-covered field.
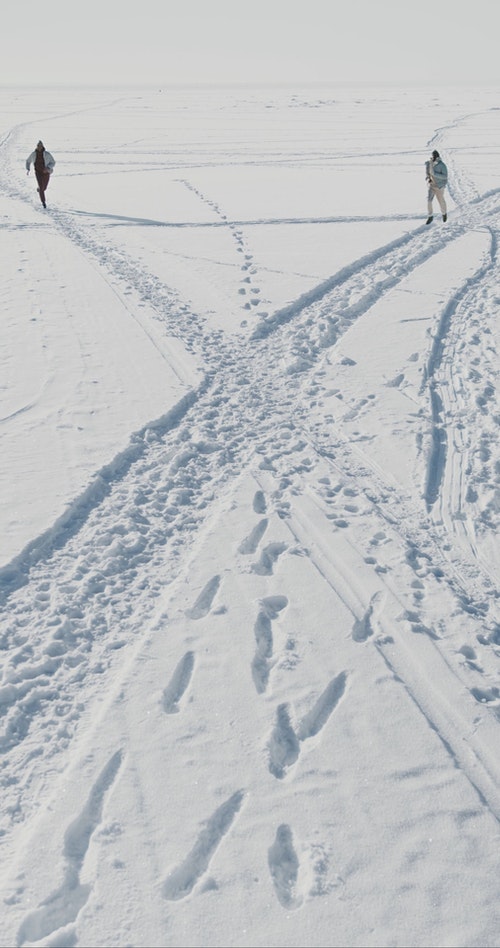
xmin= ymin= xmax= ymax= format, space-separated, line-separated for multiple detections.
xmin=2 ymin=82 xmax=500 ymax=948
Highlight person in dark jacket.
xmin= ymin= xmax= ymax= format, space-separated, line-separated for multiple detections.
xmin=425 ymin=149 xmax=447 ymax=225
xmin=26 ymin=140 xmax=55 ymax=208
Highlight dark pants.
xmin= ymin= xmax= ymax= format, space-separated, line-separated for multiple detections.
xmin=35 ymin=169 xmax=50 ymax=206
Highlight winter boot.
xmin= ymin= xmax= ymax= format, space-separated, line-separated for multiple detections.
xmin=426 ymin=216 xmax=433 ymax=225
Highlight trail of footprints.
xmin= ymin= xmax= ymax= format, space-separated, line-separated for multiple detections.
xmin=12 ymin=483 xmax=340 ymax=932
xmin=32 ymin=457 xmax=500 ymax=935
xmin=17 ymin=481 xmax=500 ymax=944
xmin=157 ymin=487 xmax=349 ymax=912
xmin=156 ymin=488 xmax=344 ymax=911
xmin=179 ymin=178 xmax=268 ymax=325
xmin=159 ymin=192 xmax=500 ymax=915
xmin=157 ymin=479 xmax=433 ymax=911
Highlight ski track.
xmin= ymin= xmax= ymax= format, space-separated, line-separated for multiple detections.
xmin=3 ymin=104 xmax=500 ymax=936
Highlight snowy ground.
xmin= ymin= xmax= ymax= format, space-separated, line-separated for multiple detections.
xmin=1 ymin=82 xmax=500 ymax=948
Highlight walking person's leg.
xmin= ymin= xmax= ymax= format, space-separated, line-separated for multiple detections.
xmin=41 ymin=171 xmax=50 ymax=206
xmin=35 ymin=171 xmax=45 ymax=204
xmin=435 ymin=187 xmax=447 ymax=218
xmin=35 ymin=170 xmax=50 ymax=207
xmin=428 ymin=184 xmax=438 ymax=216
xmin=426 ymin=184 xmax=434 ymax=223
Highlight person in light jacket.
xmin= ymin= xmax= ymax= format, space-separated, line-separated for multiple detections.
xmin=425 ymin=149 xmax=447 ymax=225
xmin=26 ymin=140 xmax=55 ymax=208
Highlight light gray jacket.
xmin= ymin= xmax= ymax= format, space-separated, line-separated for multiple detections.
xmin=425 ymin=157 xmax=447 ymax=189
xmin=26 ymin=149 xmax=56 ymax=173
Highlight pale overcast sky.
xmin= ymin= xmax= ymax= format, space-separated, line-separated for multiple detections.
xmin=2 ymin=0 xmax=499 ymax=87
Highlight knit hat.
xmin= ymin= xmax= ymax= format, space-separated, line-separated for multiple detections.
xmin=432 ymin=150 xmax=440 ymax=159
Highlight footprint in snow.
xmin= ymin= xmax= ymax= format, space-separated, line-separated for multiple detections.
xmin=253 ymin=490 xmax=267 ymax=514
xmin=470 ymin=685 xmax=500 ymax=717
xmin=268 ymin=824 xmax=302 ymax=908
xmin=268 ymin=673 xmax=348 ymax=777
xmin=352 ymin=591 xmax=385 ymax=643
xmin=404 ymin=609 xmax=440 ymax=640
xmin=186 ymin=575 xmax=221 ymax=620
xmin=17 ymin=751 xmax=122 ymax=946
xmin=457 ymin=644 xmax=483 ymax=672
xmin=238 ymin=518 xmax=268 ymax=555
xmin=268 ymin=704 xmax=300 ymax=779
xmin=296 ymin=672 xmax=348 ymax=741
xmin=251 ymin=542 xmax=287 ymax=576
xmin=161 ymin=790 xmax=245 ymax=901
xmin=162 ymin=651 xmax=195 ymax=714
xmin=252 ymin=596 xmax=288 ymax=694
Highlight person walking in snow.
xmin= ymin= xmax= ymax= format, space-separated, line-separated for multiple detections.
xmin=425 ymin=149 xmax=447 ymax=225
xmin=26 ymin=140 xmax=55 ymax=208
